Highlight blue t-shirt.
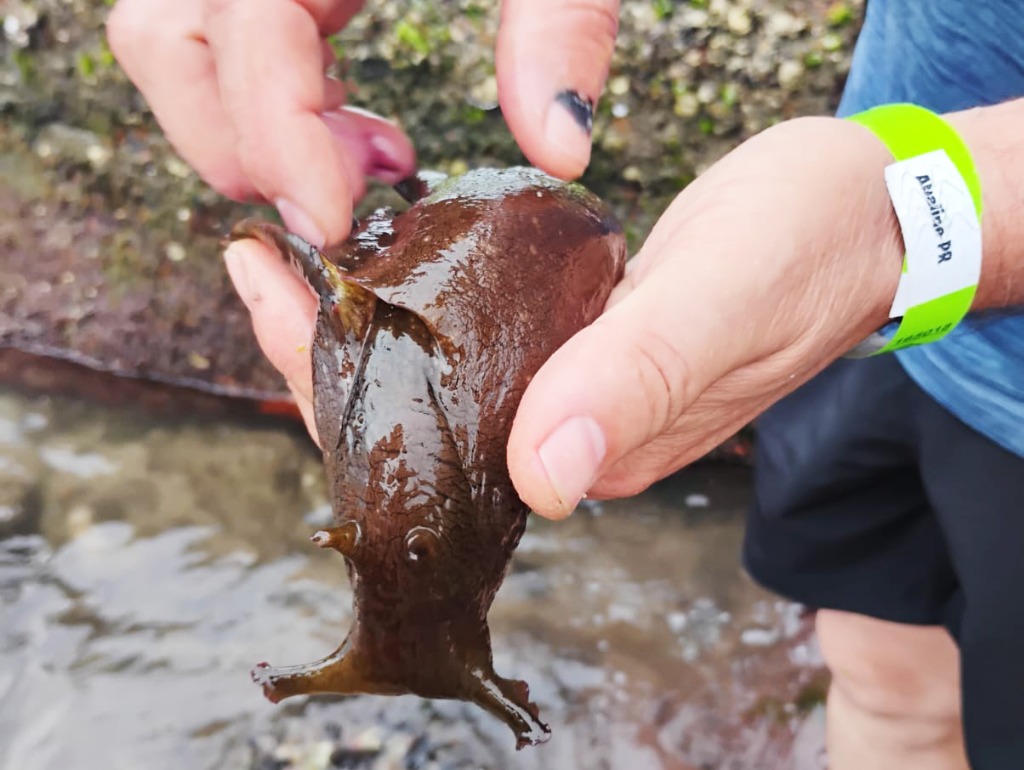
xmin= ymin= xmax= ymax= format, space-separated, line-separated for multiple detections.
xmin=837 ymin=0 xmax=1024 ymax=457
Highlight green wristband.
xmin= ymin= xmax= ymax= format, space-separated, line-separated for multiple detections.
xmin=845 ymin=103 xmax=983 ymax=357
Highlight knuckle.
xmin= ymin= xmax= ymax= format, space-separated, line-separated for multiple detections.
xmin=595 ymin=433 xmax=693 ymax=499
xmin=596 ymin=472 xmax=655 ymax=500
xmin=560 ymin=0 xmax=619 ymax=48
xmin=196 ymin=159 xmax=257 ymax=201
xmin=234 ymin=139 xmax=278 ymax=196
xmin=629 ymin=327 xmax=692 ymax=439
xmin=201 ymin=0 xmax=265 ymax=37
xmin=208 ymin=173 xmax=256 ymax=202
xmin=203 ymin=0 xmax=351 ymax=33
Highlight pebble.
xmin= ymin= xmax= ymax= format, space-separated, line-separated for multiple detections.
xmin=777 ymin=59 xmax=805 ymax=90
xmin=165 ymin=242 xmax=187 ymax=263
xmin=821 ymin=32 xmax=844 ymax=52
xmin=726 ymin=7 xmax=753 ymax=36
xmin=466 ymin=74 xmax=497 ymax=110
xmin=622 ymin=165 xmax=642 ymax=182
xmin=188 ymin=351 xmax=212 ymax=370
xmin=681 ymin=7 xmax=710 ymax=29
xmin=164 ymin=156 xmax=193 ymax=179
xmin=696 ymin=81 xmax=719 ymax=104
xmin=66 ymin=504 xmax=94 ymax=538
xmin=0 ymin=449 xmax=42 ymax=537
xmin=741 ymin=627 xmax=781 ymax=647
xmin=608 ymin=75 xmax=631 ymax=96
xmin=674 ymin=91 xmax=700 ymax=118
xmin=667 ymin=611 xmax=689 ymax=634
xmin=85 ymin=143 xmax=113 ymax=170
xmin=765 ymin=10 xmax=807 ymax=38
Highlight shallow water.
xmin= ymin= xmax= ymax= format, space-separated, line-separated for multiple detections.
xmin=0 ymin=387 xmax=826 ymax=770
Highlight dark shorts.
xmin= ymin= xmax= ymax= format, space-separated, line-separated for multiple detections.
xmin=745 ymin=355 xmax=1024 ymax=769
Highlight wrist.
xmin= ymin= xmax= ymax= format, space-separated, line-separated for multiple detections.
xmin=944 ymin=99 xmax=1024 ymax=311
xmin=832 ymin=117 xmax=905 ymax=337
xmin=725 ymin=116 xmax=905 ymax=352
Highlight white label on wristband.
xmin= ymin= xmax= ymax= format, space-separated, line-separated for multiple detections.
xmin=883 ymin=149 xmax=981 ymax=318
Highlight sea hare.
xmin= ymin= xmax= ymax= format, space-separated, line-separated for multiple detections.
xmin=232 ymin=167 xmax=626 ymax=748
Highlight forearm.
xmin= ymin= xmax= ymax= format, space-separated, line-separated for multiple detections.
xmin=946 ymin=98 xmax=1024 ymax=311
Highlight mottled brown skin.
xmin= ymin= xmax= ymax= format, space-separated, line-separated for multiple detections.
xmin=232 ymin=167 xmax=626 ymax=748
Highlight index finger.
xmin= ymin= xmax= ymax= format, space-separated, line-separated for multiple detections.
xmin=203 ymin=0 xmax=366 ymax=246
xmin=496 ymin=0 xmax=619 ymax=180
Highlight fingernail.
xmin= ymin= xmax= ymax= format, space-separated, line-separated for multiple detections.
xmin=554 ymin=90 xmax=594 ymax=133
xmin=536 ymin=415 xmax=606 ymax=515
xmin=223 ymin=243 xmax=257 ymax=309
xmin=546 ymin=90 xmax=594 ymax=170
xmin=275 ymin=198 xmax=325 ymax=249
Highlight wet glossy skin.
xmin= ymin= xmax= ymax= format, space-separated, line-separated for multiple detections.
xmin=232 ymin=167 xmax=626 ymax=748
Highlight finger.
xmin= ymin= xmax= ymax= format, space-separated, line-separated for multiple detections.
xmin=107 ymin=0 xmax=376 ymax=203
xmin=203 ymin=0 xmax=402 ymax=246
xmin=107 ymin=0 xmax=253 ymax=199
xmin=507 ymin=255 xmax=753 ymax=520
xmin=323 ymin=106 xmax=417 ymax=186
xmin=602 ymin=259 xmax=639 ymax=310
xmin=590 ymin=338 xmax=833 ymax=499
xmin=287 ymin=382 xmax=320 ymax=447
xmin=223 ymin=238 xmax=317 ymax=404
xmin=292 ymin=0 xmax=364 ymax=34
xmin=496 ymin=0 xmax=619 ymax=180
xmin=589 ymin=380 xmax=777 ymax=499
xmin=323 ymin=77 xmax=347 ymax=111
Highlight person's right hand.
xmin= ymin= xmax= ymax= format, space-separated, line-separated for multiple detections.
xmin=106 ymin=0 xmax=417 ymax=247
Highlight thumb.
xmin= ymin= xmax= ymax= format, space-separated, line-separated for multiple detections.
xmin=496 ymin=0 xmax=619 ymax=180
xmin=507 ymin=258 xmax=744 ymax=520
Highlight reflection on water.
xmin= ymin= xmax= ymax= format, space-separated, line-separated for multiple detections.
xmin=0 ymin=388 xmax=826 ymax=770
